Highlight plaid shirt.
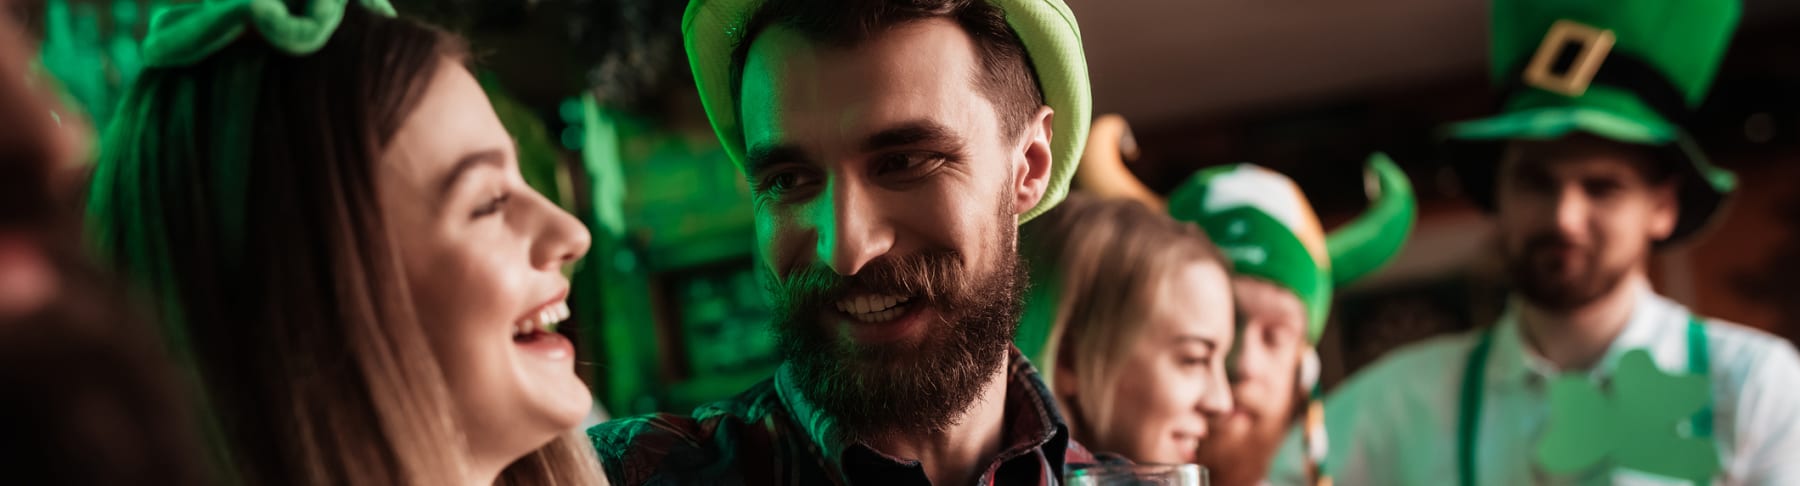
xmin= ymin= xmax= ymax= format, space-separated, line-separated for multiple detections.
xmin=589 ymin=346 xmax=1103 ymax=485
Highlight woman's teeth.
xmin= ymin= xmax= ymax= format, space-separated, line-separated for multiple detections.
xmin=514 ymin=301 xmax=571 ymax=337
xmin=834 ymin=294 xmax=912 ymax=323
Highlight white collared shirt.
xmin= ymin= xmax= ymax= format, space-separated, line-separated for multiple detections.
xmin=1268 ymin=282 xmax=1800 ymax=486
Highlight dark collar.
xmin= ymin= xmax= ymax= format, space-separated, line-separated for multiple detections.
xmin=774 ymin=345 xmax=1077 ymax=483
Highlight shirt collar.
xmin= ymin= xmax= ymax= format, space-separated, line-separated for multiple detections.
xmin=774 ymin=345 xmax=1075 ymax=483
xmin=1487 ymin=280 xmax=1686 ymax=386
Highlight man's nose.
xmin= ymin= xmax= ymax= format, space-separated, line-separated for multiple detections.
xmin=810 ymin=177 xmax=893 ymax=276
xmin=1551 ymin=184 xmax=1590 ymax=240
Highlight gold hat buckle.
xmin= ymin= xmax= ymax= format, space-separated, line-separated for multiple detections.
xmin=1523 ymin=20 xmax=1617 ymax=97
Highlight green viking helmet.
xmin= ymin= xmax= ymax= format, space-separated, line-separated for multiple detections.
xmin=1168 ymin=153 xmax=1418 ymax=344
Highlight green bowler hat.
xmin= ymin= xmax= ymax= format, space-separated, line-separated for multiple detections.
xmin=681 ymin=0 xmax=1091 ymax=222
xmin=1444 ymin=0 xmax=1740 ymax=244
xmin=1167 ymin=153 xmax=1417 ymax=345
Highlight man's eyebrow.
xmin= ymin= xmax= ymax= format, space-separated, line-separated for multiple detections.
xmin=743 ymin=120 xmax=960 ymax=175
xmin=744 ymin=143 xmax=810 ymax=177
xmin=860 ymin=120 xmax=961 ymax=153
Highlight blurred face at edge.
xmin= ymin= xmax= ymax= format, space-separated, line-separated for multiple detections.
xmin=1193 ymin=276 xmax=1306 ymax=485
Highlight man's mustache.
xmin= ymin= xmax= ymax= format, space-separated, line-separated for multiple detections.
xmin=766 ymin=250 xmax=967 ymax=317
xmin=1522 ymin=232 xmax=1590 ymax=256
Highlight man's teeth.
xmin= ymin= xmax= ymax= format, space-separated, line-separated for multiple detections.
xmin=514 ymin=301 xmax=571 ymax=337
xmin=834 ymin=294 xmax=912 ymax=322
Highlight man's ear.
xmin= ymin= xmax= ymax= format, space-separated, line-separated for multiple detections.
xmin=1647 ymin=178 xmax=1680 ymax=241
xmin=1013 ymin=106 xmax=1055 ymax=216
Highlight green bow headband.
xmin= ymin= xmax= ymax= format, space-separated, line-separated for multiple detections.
xmin=142 ymin=0 xmax=397 ymax=68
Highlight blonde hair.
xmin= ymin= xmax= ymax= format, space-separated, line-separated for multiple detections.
xmin=1021 ymin=193 xmax=1227 ymax=443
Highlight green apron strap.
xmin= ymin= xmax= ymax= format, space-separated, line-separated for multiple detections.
xmin=1458 ymin=315 xmax=1713 ymax=486
xmin=1458 ymin=326 xmax=1497 ymax=486
xmin=1307 ymin=381 xmax=1330 ymax=485
xmin=1686 ymin=314 xmax=1712 ymax=438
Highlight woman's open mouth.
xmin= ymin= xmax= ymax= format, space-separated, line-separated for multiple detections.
xmin=513 ymin=300 xmax=570 ymax=343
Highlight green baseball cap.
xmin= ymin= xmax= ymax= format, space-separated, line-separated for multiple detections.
xmin=1444 ymin=0 xmax=1740 ymax=244
xmin=1167 ymin=153 xmax=1418 ymax=344
xmin=681 ymin=0 xmax=1091 ymax=222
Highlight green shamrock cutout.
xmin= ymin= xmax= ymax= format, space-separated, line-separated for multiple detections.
xmin=1535 ymin=349 xmax=1719 ymax=484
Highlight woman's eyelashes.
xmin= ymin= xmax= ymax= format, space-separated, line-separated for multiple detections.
xmin=1178 ymin=353 xmax=1212 ymax=369
xmin=471 ymin=191 xmax=512 ymax=219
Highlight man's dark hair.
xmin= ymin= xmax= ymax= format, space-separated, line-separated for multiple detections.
xmin=729 ymin=0 xmax=1046 ymax=141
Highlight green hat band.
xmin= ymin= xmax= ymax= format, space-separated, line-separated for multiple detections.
xmin=682 ymin=0 xmax=1090 ymax=222
xmin=142 ymin=0 xmax=397 ymax=68
xmin=1448 ymin=86 xmax=1675 ymax=145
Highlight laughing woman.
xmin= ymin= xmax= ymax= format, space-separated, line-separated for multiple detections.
xmin=85 ymin=1 xmax=604 ymax=484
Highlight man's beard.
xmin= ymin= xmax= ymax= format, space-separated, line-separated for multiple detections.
xmin=766 ymin=215 xmax=1025 ymax=442
xmin=1504 ymin=232 xmax=1632 ymax=311
xmin=1192 ymin=392 xmax=1300 ymax=486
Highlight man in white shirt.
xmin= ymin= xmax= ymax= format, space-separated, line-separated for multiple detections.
xmin=1269 ymin=0 xmax=1800 ymax=484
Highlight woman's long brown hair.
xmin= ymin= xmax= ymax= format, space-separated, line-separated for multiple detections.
xmin=87 ymin=5 xmax=602 ymax=485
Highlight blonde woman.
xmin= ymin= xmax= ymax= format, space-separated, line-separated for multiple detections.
xmin=1020 ymin=193 xmax=1236 ymax=464
xmin=86 ymin=1 xmax=605 ymax=484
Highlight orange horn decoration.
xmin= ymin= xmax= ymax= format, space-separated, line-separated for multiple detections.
xmin=1074 ymin=114 xmax=1164 ymax=210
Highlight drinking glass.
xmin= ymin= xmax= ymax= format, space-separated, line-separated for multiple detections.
xmin=1064 ymin=463 xmax=1207 ymax=486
